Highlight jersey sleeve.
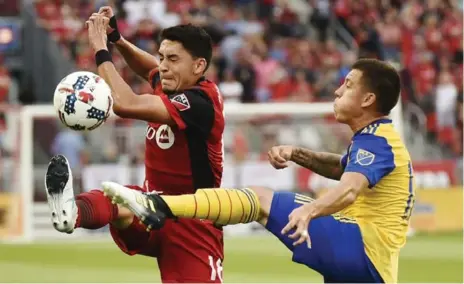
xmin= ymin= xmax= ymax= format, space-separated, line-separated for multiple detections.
xmin=148 ymin=68 xmax=160 ymax=89
xmin=343 ymin=134 xmax=395 ymax=188
xmin=340 ymin=143 xmax=352 ymax=169
xmin=341 ymin=153 xmax=348 ymax=169
xmin=160 ymin=88 xmax=214 ymax=136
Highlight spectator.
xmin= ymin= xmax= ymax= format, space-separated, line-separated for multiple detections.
xmin=33 ymin=0 xmax=462 ymax=159
xmin=435 ymin=71 xmax=458 ymax=146
xmin=310 ymin=0 xmax=331 ymax=42
xmin=51 ymin=128 xmax=87 ymax=170
xmin=233 ymin=47 xmax=257 ymax=103
xmin=0 ymin=57 xmax=11 ymax=103
xmin=219 ymin=69 xmax=243 ymax=104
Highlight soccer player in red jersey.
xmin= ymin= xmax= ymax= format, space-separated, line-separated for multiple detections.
xmin=44 ymin=9 xmax=225 ymax=283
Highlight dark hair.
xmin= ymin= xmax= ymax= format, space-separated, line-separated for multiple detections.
xmin=352 ymin=58 xmax=401 ymax=115
xmin=160 ymin=24 xmax=213 ymax=72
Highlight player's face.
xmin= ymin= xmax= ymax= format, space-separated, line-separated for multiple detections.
xmin=158 ymin=40 xmax=205 ymax=95
xmin=333 ymin=69 xmax=374 ymax=123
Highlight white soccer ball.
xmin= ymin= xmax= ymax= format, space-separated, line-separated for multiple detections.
xmin=53 ymin=71 xmax=113 ymax=131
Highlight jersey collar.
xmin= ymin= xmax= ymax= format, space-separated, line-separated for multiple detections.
xmin=355 ymin=118 xmax=392 ymax=135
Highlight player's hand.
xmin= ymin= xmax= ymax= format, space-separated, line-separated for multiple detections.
xmin=281 ymin=203 xmax=314 ymax=248
xmin=98 ymin=6 xmax=115 ymax=34
xmin=268 ymin=145 xmax=293 ymax=169
xmin=98 ymin=6 xmax=114 ymax=18
xmin=86 ymin=13 xmax=109 ymax=53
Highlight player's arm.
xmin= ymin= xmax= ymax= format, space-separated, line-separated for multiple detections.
xmin=308 ymin=135 xmax=395 ymax=218
xmin=86 ymin=14 xmax=171 ymax=123
xmin=98 ymin=7 xmax=158 ymax=81
xmin=114 ymin=37 xmax=159 ymax=81
xmin=97 ymin=60 xmax=173 ymax=123
xmin=308 ymin=172 xmax=368 ymax=217
xmin=291 ymin=147 xmax=344 ymax=180
xmin=89 ymin=15 xmax=214 ymax=128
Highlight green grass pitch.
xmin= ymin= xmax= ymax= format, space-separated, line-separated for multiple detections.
xmin=0 ymin=232 xmax=462 ymax=283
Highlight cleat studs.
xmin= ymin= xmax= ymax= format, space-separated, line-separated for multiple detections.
xmin=62 ymin=210 xmax=66 ymax=216
xmin=141 ymin=216 xmax=145 ymax=221
xmin=53 ymin=222 xmax=58 ymax=228
xmin=63 ymin=220 xmax=68 ymax=226
xmin=52 ymin=212 xmax=56 ymax=217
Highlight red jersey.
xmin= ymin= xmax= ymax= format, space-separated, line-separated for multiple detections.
xmin=143 ymin=69 xmax=224 ymax=195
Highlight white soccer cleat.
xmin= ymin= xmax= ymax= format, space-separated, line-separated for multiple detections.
xmin=44 ymin=154 xmax=77 ymax=234
xmin=101 ymin=181 xmax=170 ymax=231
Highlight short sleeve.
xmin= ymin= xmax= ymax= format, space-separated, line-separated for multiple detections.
xmin=341 ymin=153 xmax=348 ymax=169
xmin=340 ymin=144 xmax=352 ymax=169
xmin=160 ymin=88 xmax=214 ymax=136
xmin=344 ymin=135 xmax=395 ymax=188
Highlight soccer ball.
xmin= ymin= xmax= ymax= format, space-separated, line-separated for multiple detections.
xmin=53 ymin=71 xmax=113 ymax=131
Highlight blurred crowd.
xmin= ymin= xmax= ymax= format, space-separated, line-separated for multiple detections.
xmin=0 ymin=56 xmax=12 ymax=156
xmin=31 ymin=0 xmax=463 ymax=168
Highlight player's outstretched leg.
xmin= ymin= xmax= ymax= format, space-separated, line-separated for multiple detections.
xmin=45 ymin=155 xmax=134 ymax=233
xmin=101 ymin=182 xmax=263 ymax=230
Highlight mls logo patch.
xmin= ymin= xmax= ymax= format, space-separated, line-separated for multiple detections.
xmin=356 ymin=149 xmax=375 ymax=166
xmin=171 ymin=94 xmax=190 ymax=111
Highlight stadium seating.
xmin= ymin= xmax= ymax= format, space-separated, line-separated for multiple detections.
xmin=29 ymin=0 xmax=462 ymax=161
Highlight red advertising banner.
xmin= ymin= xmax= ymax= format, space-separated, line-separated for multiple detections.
xmin=412 ymin=160 xmax=457 ymax=188
xmin=297 ymin=160 xmax=458 ymax=192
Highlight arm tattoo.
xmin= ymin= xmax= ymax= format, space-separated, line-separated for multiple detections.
xmin=290 ymin=147 xmax=344 ymax=180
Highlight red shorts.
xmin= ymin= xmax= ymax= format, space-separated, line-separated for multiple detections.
xmin=109 ymin=186 xmax=224 ymax=283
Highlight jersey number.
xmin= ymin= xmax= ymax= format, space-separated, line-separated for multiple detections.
xmin=208 ymin=255 xmax=223 ymax=282
xmin=403 ymin=162 xmax=415 ymax=220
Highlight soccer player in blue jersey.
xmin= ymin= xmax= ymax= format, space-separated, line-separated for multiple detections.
xmin=103 ymin=58 xmax=414 ymax=283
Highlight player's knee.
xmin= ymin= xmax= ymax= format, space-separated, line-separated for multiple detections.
xmin=248 ymin=186 xmax=274 ymax=224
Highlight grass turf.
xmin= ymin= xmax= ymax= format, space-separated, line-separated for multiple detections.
xmin=0 ymin=232 xmax=462 ymax=283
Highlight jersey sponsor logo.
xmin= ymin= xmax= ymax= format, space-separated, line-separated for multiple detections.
xmin=170 ymin=94 xmax=190 ymax=111
xmin=155 ymin=124 xmax=175 ymax=149
xmin=355 ymin=149 xmax=375 ymax=166
xmin=145 ymin=124 xmax=175 ymax=150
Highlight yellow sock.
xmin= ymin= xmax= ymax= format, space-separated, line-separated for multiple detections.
xmin=161 ymin=188 xmax=260 ymax=225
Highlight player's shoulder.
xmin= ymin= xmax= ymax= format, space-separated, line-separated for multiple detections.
xmin=352 ymin=119 xmax=397 ymax=152
xmin=195 ymin=77 xmax=221 ymax=97
xmin=353 ymin=118 xmax=410 ymax=160
xmin=185 ymin=77 xmax=222 ymax=104
xmin=355 ymin=119 xmax=400 ymax=143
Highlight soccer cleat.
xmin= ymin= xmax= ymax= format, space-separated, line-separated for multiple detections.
xmin=101 ymin=182 xmax=175 ymax=231
xmin=44 ymin=154 xmax=78 ymax=234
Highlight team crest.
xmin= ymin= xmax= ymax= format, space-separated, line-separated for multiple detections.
xmin=170 ymin=94 xmax=190 ymax=111
xmin=356 ymin=149 xmax=375 ymax=166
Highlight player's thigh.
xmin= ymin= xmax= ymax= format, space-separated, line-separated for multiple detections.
xmin=249 ymin=186 xmax=274 ymax=226
xmin=265 ymin=191 xmax=382 ymax=283
xmin=109 ymin=185 xmax=161 ymax=258
xmin=157 ymin=219 xmax=224 ymax=283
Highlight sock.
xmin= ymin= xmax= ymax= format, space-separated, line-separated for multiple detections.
xmin=75 ymin=190 xmax=119 ymax=229
xmin=161 ymin=188 xmax=260 ymax=225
